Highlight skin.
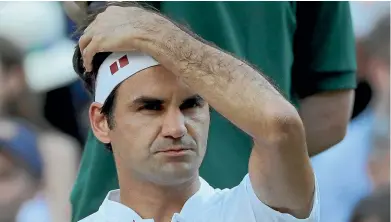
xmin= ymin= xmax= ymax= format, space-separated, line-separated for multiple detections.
xmin=0 ymin=120 xmax=38 ymax=222
xmin=0 ymin=51 xmax=79 ymax=222
xmin=84 ymin=5 xmax=314 ymax=221
xmin=300 ymin=90 xmax=354 ymax=156
xmin=0 ymin=152 xmax=37 ymax=222
xmin=90 ymin=67 xmax=209 ymax=221
xmin=366 ymin=58 xmax=390 ymax=190
xmin=63 ymin=2 xmax=354 ymax=158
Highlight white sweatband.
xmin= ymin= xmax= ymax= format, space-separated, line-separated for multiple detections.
xmin=95 ymin=52 xmax=159 ymax=104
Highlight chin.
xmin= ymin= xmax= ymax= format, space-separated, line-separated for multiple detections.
xmin=154 ymin=162 xmax=198 ymax=185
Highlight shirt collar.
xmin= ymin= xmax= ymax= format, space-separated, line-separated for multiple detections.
xmin=98 ymin=177 xmax=215 ymax=221
xmin=179 ymin=177 xmax=215 ymax=218
xmin=100 ymin=190 xmax=143 ymax=221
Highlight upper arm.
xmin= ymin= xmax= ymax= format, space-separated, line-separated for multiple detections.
xmin=299 ymin=89 xmax=355 ymax=156
xmin=291 ymin=2 xmax=357 ymax=155
xmin=212 ymin=175 xmax=319 ymax=221
xmin=246 ymin=2 xmax=358 ymax=218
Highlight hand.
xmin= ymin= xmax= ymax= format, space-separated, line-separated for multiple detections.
xmin=79 ymin=5 xmax=173 ymax=72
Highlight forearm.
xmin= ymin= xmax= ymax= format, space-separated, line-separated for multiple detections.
xmin=138 ymin=28 xmax=299 ymax=145
xmin=140 ymin=24 xmax=316 ymax=217
xmin=78 ymin=6 xmax=315 ymax=218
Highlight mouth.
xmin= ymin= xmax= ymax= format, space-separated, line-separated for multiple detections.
xmin=155 ymin=146 xmax=195 ymax=157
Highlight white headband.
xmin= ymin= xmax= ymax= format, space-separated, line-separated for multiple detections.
xmin=95 ymin=52 xmax=159 ymax=104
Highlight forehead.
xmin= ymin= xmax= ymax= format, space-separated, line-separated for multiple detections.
xmin=117 ymin=65 xmax=193 ymax=100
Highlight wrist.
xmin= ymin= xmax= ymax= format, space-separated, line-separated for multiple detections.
xmin=135 ymin=24 xmax=205 ymax=73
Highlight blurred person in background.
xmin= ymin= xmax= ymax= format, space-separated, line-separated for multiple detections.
xmin=0 ymin=35 xmax=79 ymax=222
xmin=363 ymin=14 xmax=390 ymax=191
xmin=64 ymin=2 xmax=356 ymax=221
xmin=0 ymin=118 xmax=48 ymax=222
xmin=0 ymin=2 xmax=88 ymax=146
xmin=350 ymin=188 xmax=390 ymax=222
xmin=311 ymin=6 xmax=390 ymax=222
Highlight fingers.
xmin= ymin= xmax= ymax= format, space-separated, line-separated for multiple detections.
xmin=81 ymin=35 xmax=102 ymax=72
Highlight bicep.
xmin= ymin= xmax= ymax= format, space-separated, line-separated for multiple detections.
xmin=227 ymin=172 xmax=319 ymax=221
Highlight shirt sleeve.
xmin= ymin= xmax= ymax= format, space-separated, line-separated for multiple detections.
xmin=291 ymin=2 xmax=357 ymax=99
xmin=243 ymin=174 xmax=320 ymax=222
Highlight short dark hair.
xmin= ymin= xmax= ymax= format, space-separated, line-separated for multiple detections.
xmin=0 ymin=36 xmax=24 ymax=73
xmin=73 ymin=2 xmax=162 ymax=151
xmin=72 ymin=2 xmax=161 ymax=132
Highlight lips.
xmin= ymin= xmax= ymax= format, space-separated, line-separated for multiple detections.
xmin=156 ymin=146 xmax=193 ymax=153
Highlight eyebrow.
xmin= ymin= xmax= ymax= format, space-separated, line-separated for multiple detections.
xmin=131 ymin=94 xmax=203 ymax=106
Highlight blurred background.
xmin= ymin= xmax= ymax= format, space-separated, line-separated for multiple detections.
xmin=0 ymin=1 xmax=389 ymax=222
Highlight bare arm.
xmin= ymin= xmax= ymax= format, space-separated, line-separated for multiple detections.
xmin=38 ymin=133 xmax=80 ymax=222
xmin=61 ymin=2 xmax=87 ymax=26
xmin=79 ymin=6 xmax=315 ymax=218
xmin=150 ymin=31 xmax=314 ymax=219
xmin=299 ymin=90 xmax=354 ymax=156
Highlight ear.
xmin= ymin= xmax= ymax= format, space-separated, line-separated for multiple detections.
xmin=89 ymin=102 xmax=111 ymax=144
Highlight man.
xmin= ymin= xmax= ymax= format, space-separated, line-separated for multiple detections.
xmin=74 ymin=2 xmax=318 ymax=221
xmin=311 ymin=12 xmax=390 ymax=222
xmin=0 ymin=35 xmax=79 ymax=222
xmin=0 ymin=118 xmax=47 ymax=222
xmin=66 ymin=2 xmax=356 ymax=220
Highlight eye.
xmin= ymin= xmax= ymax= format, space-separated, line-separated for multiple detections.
xmin=180 ymin=98 xmax=203 ymax=110
xmin=139 ymin=102 xmax=163 ymax=111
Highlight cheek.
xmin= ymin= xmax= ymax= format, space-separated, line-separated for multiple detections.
xmin=111 ymin=113 xmax=161 ymax=159
xmin=187 ymin=108 xmax=210 ymax=145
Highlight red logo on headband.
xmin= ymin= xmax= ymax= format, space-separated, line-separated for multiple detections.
xmin=110 ymin=55 xmax=129 ymax=75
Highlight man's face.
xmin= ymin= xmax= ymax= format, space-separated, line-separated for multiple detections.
xmin=106 ymin=66 xmax=210 ymax=185
xmin=0 ymin=151 xmax=36 ymax=221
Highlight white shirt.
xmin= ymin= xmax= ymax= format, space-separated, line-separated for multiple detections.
xmin=79 ymin=174 xmax=319 ymax=222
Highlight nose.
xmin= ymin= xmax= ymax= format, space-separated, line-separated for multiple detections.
xmin=161 ymin=107 xmax=187 ymax=139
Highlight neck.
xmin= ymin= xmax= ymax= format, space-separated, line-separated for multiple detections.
xmin=118 ymin=171 xmax=200 ymax=221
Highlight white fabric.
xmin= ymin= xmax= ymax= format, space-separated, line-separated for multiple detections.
xmin=24 ymin=39 xmax=79 ymax=93
xmin=16 ymin=193 xmax=50 ymax=222
xmin=95 ymin=52 xmax=159 ymax=104
xmin=79 ymin=174 xmax=320 ymax=222
xmin=0 ymin=2 xmax=65 ymax=50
